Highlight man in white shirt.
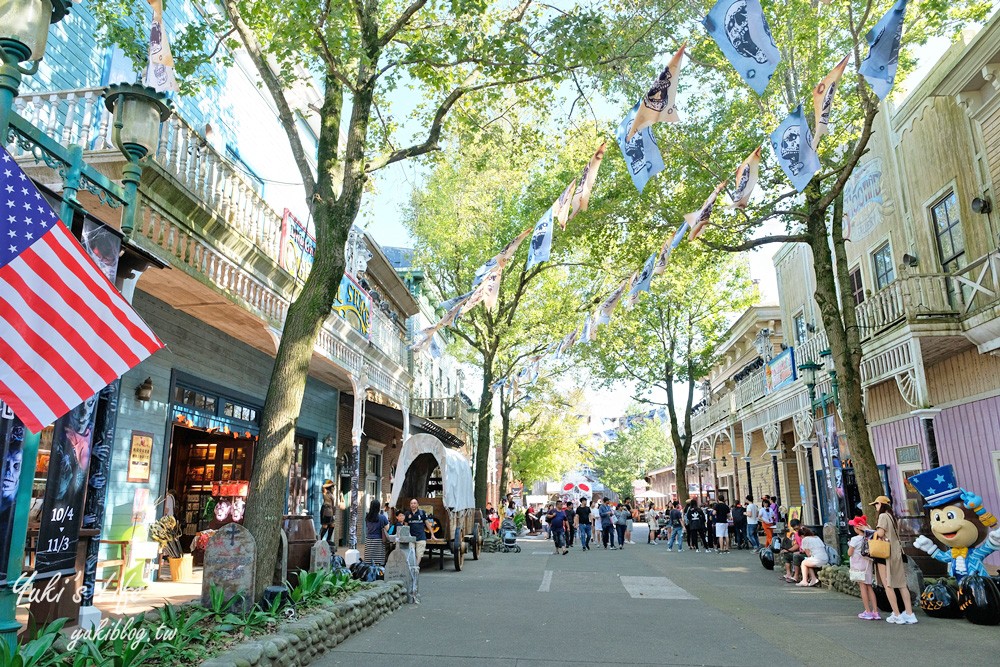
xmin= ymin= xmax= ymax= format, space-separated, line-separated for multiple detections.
xmin=745 ymin=495 xmax=760 ymax=549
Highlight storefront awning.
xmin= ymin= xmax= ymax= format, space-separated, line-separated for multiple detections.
xmin=340 ymin=394 xmax=466 ymax=449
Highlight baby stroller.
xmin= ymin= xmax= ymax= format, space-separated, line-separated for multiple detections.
xmin=499 ymin=518 xmax=521 ymax=553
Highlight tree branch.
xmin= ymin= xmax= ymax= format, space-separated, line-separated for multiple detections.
xmin=701 ymin=233 xmax=809 ymax=253
xmin=224 ymin=0 xmax=317 ymax=197
xmin=378 ymin=0 xmax=428 ymax=48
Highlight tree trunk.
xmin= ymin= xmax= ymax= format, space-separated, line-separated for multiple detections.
xmin=474 ymin=357 xmax=495 ymax=508
xmin=808 ymin=200 xmax=882 ymax=527
xmin=498 ymin=391 xmax=512 ymax=501
xmin=830 ymin=195 xmax=883 ymax=524
xmin=243 ymin=202 xmax=350 ymax=599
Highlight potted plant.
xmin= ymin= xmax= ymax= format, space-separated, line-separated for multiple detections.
xmin=150 ymin=515 xmax=191 ymax=582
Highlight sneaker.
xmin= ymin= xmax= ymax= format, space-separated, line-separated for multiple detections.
xmin=900 ymin=612 xmax=918 ymax=624
xmin=868 ymin=612 xmax=881 ymax=621
xmin=858 ymin=612 xmax=871 ymax=620
xmin=695 ymin=549 xmax=700 ymax=553
xmin=885 ymin=614 xmax=902 ymax=624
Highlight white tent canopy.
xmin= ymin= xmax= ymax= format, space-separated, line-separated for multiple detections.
xmin=389 ymin=433 xmax=476 ymax=511
xmin=635 ymin=490 xmax=667 ymax=499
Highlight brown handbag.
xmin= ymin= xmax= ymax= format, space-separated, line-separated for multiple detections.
xmin=868 ymin=537 xmax=890 ymax=559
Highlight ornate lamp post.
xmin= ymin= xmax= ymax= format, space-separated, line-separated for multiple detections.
xmin=0 ymin=0 xmax=71 ymax=135
xmin=799 ymin=358 xmax=840 ymax=529
xmin=0 ymin=0 xmax=171 ymax=643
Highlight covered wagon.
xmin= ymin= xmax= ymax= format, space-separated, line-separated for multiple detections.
xmin=389 ymin=433 xmax=480 ymax=570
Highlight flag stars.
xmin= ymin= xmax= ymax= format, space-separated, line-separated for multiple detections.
xmin=7 ymin=245 xmax=15 ymax=253
xmin=4 ymin=185 xmax=12 ymax=193
xmin=3 ymin=169 xmax=10 ymax=177
xmin=24 ymin=232 xmax=32 ymax=240
xmin=5 ymin=200 xmax=13 ymax=208
xmin=7 ymin=230 xmax=15 ymax=238
xmin=22 ymin=202 xmax=32 ymax=211
xmin=6 ymin=215 xmax=14 ymax=223
xmin=23 ymin=217 xmax=32 ymax=225
xmin=20 ymin=187 xmax=28 ymax=196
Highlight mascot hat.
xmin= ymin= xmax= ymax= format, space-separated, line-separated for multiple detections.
xmin=909 ymin=464 xmax=962 ymax=507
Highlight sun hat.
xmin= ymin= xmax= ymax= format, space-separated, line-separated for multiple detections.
xmin=323 ymin=479 xmax=335 ymax=489
xmin=848 ymin=515 xmax=868 ymax=527
xmin=868 ymin=495 xmax=891 ymax=506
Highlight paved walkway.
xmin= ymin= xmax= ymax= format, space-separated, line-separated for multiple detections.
xmin=314 ymin=524 xmax=998 ymax=666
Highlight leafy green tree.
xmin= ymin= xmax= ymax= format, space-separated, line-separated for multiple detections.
xmin=624 ymin=0 xmax=989 ymax=520
xmin=92 ymin=0 xmax=678 ymax=594
xmin=592 ymin=411 xmax=672 ymax=500
xmin=504 ymin=386 xmax=588 ymax=493
xmin=407 ymin=125 xmax=598 ymax=507
xmin=580 ymin=248 xmax=757 ymax=505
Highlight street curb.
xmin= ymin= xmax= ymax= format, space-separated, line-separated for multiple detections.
xmin=199 ymin=581 xmax=406 ymax=667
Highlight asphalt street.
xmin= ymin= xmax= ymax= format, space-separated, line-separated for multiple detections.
xmin=315 ymin=524 xmax=995 ymax=666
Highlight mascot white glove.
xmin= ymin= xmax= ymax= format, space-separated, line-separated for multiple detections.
xmin=913 ymin=534 xmax=940 ymax=556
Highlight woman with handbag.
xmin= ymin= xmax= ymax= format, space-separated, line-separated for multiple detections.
xmin=870 ymin=496 xmax=918 ymax=624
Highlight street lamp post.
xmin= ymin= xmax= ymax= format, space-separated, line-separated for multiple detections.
xmin=799 ymin=357 xmax=841 ymax=530
xmin=0 ymin=0 xmax=172 ymax=645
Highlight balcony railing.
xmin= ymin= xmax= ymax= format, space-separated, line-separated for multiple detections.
xmin=11 ymin=87 xmax=413 ymax=394
xmin=952 ymin=247 xmax=1000 ymax=316
xmin=411 ymin=396 xmax=475 ymax=435
xmin=736 ymin=368 xmax=767 ymax=409
xmin=854 ymin=273 xmax=959 ymax=340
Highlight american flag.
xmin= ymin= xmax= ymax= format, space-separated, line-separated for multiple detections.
xmin=0 ymin=147 xmax=163 ymax=432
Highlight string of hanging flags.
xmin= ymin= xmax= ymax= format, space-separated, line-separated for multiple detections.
xmin=414 ymin=0 xmax=908 ymax=388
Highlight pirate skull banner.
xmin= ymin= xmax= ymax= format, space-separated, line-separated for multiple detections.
xmin=653 ymin=221 xmax=689 ymax=276
xmin=812 ymin=55 xmax=850 ymax=150
xmin=859 ymin=0 xmax=908 ymax=100
xmin=143 ymin=0 xmax=180 ymax=93
xmin=569 ymin=142 xmax=607 ymax=220
xmin=728 ymin=146 xmax=762 ymax=209
xmin=703 ymin=0 xmax=780 ymax=96
xmin=525 ymin=207 xmax=555 ymax=270
xmin=553 ymin=179 xmax=577 ymax=231
xmin=625 ymin=253 xmax=658 ymax=308
xmin=595 ymin=279 xmax=629 ymax=326
xmin=687 ymin=181 xmax=727 ymax=240
xmin=769 ymin=105 xmax=820 ymax=192
xmin=615 ymin=102 xmax=666 ymax=194
xmin=627 ymin=44 xmax=687 ymax=141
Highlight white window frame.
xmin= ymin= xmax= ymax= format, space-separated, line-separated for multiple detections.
xmin=365 ymin=440 xmax=385 ymax=507
xmin=871 ymin=238 xmax=895 ymax=292
xmin=897 ymin=460 xmax=925 ymax=518
xmin=992 ymin=450 xmax=1000 ymax=498
xmin=793 ymin=309 xmax=807 ymax=345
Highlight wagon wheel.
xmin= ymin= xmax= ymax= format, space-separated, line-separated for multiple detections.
xmin=470 ymin=522 xmax=481 ymax=561
xmin=453 ymin=526 xmax=465 ymax=571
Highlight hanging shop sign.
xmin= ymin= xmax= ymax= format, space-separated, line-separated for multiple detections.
xmin=34 ymin=395 xmax=100 ymax=579
xmin=765 ymin=347 xmax=796 ymax=394
xmin=127 ymin=431 xmax=154 ymax=483
xmin=332 ymin=273 xmax=372 ymax=339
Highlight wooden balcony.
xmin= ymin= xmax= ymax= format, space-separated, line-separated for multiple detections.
xmin=11 ymin=87 xmax=410 ymax=402
xmin=855 ymin=273 xmax=960 ymax=341
xmin=410 ymin=396 xmax=476 ymax=444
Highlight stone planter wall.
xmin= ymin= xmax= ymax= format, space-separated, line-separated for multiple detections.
xmin=200 ymin=582 xmax=406 ymax=667
xmin=817 ymin=564 xmax=925 ymax=604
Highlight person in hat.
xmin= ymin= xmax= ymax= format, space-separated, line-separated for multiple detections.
xmin=320 ymin=479 xmax=336 ymax=544
xmin=870 ymin=496 xmax=917 ymax=624
xmin=847 ymin=515 xmax=878 ymax=620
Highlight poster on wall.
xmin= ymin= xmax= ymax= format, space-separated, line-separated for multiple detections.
xmin=34 ymin=395 xmax=99 ymax=579
xmin=332 ymin=273 xmax=372 ymax=339
xmin=127 ymin=431 xmax=154 ymax=483
xmin=0 ymin=402 xmax=24 ymax=585
xmin=765 ymin=347 xmax=796 ymax=393
xmin=80 ymin=219 xmax=122 ymax=283
xmin=279 ymin=208 xmax=316 ymax=281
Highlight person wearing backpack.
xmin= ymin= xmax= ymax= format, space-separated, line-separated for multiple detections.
xmin=667 ymin=501 xmax=685 ymax=552
xmin=745 ymin=495 xmax=761 ymax=549
xmin=684 ymin=499 xmax=707 ymax=552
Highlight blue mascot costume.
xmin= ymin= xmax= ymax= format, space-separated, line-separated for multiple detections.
xmin=910 ymin=465 xmax=1000 ymax=624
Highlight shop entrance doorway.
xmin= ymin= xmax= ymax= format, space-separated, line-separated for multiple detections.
xmin=167 ymin=425 xmax=255 ymax=552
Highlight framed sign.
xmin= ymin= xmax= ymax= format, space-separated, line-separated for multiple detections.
xmin=127 ymin=431 xmax=154 ymax=483
xmin=765 ymin=347 xmax=797 ymax=394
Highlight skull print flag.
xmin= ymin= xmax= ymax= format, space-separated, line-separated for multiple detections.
xmin=626 ymin=44 xmax=686 ymax=141
xmin=569 ymin=143 xmax=607 ymax=220
xmin=770 ymin=105 xmax=820 ymax=192
xmin=728 ymin=146 xmax=762 ymax=209
xmin=525 ymin=208 xmax=555 ymax=270
xmin=625 ymin=253 xmax=657 ymax=308
xmin=653 ymin=222 xmax=689 ymax=276
xmin=143 ymin=0 xmax=180 ymax=93
xmin=616 ymin=102 xmax=666 ymax=193
xmin=704 ymin=0 xmax=781 ymax=96
xmin=687 ymin=181 xmax=727 ymax=240
xmin=859 ymin=0 xmax=908 ymax=100
xmin=811 ymin=55 xmax=850 ymax=150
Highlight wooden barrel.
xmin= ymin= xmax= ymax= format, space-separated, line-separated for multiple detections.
xmin=283 ymin=515 xmax=317 ymax=584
